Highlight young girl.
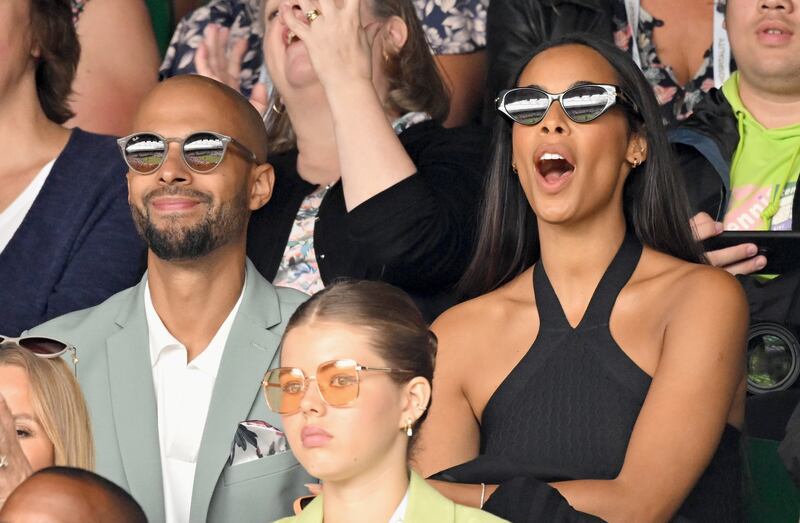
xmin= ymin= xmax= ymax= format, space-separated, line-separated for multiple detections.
xmin=268 ymin=281 xmax=507 ymax=522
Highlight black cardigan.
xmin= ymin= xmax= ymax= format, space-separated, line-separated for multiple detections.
xmin=246 ymin=120 xmax=488 ymax=320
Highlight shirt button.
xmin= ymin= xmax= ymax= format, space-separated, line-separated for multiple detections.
xmin=319 ymin=254 xmax=326 ymax=259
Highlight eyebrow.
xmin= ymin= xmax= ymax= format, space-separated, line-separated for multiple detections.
xmin=12 ymin=413 xmax=39 ymax=424
xmin=521 ymin=80 xmax=597 ymax=91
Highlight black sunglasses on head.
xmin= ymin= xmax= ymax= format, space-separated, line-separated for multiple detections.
xmin=496 ymin=83 xmax=641 ymax=126
xmin=117 ymin=131 xmax=259 ymax=175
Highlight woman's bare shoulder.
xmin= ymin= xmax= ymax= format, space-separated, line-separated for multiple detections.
xmin=433 ymin=269 xmax=535 ymax=352
xmin=639 ymin=248 xmax=747 ymax=320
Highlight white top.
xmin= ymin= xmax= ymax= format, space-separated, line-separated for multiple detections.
xmin=388 ymin=488 xmax=410 ymax=523
xmin=0 ymin=160 xmax=55 ymax=254
xmin=144 ymin=274 xmax=246 ymax=523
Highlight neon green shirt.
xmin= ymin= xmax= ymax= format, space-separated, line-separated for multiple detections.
xmin=722 ymin=72 xmax=800 ymax=231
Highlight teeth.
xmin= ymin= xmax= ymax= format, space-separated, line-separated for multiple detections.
xmin=766 ymin=29 xmax=783 ymax=34
xmin=539 ymin=152 xmax=565 ymax=161
xmin=287 ymin=30 xmax=297 ymax=43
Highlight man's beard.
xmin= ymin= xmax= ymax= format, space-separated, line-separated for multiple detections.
xmin=131 ymin=187 xmax=249 ymax=261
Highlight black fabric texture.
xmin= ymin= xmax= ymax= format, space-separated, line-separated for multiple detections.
xmin=246 ymin=121 xmax=488 ymax=321
xmin=433 ymin=234 xmax=743 ymax=522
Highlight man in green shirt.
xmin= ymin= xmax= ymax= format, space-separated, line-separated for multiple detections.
xmin=670 ymin=0 xmax=800 ymax=495
xmin=671 ymin=0 xmax=800 ymax=272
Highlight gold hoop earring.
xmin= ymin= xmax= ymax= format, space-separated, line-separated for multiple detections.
xmin=404 ymin=419 xmax=414 ymax=437
xmin=512 ymin=162 xmax=518 ymax=174
xmin=271 ymin=97 xmax=285 ymax=115
xmin=632 ymin=157 xmax=641 ymax=168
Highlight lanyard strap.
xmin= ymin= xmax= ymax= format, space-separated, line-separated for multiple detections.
xmin=623 ymin=0 xmax=730 ymax=88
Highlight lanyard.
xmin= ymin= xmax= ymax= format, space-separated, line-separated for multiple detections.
xmin=623 ymin=0 xmax=730 ymax=88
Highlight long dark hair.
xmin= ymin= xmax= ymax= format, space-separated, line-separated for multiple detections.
xmin=460 ymin=33 xmax=704 ymax=298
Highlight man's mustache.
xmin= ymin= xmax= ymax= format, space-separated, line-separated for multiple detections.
xmin=142 ymin=187 xmax=213 ymax=206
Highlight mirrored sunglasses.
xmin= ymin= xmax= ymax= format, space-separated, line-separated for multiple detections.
xmin=0 ymin=335 xmax=79 ymax=375
xmin=117 ymin=131 xmax=259 ymax=175
xmin=496 ymin=83 xmax=640 ymax=126
xmin=263 ymin=359 xmax=414 ymax=415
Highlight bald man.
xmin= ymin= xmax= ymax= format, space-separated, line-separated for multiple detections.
xmin=0 ymin=467 xmax=146 ymax=523
xmin=27 ymin=76 xmax=312 ymax=523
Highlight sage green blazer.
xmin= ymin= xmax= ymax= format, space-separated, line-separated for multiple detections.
xmin=29 ymin=260 xmax=313 ymax=523
xmin=274 ymin=471 xmax=509 ymax=523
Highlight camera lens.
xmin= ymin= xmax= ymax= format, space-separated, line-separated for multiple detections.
xmin=747 ymin=322 xmax=800 ymax=394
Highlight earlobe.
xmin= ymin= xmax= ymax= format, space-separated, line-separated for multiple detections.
xmin=250 ymin=163 xmax=275 ymax=211
xmin=626 ymin=135 xmax=648 ymax=166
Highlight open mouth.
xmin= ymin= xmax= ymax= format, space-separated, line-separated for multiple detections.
xmin=757 ymin=20 xmax=794 ymax=42
xmin=536 ymin=152 xmax=575 ymax=184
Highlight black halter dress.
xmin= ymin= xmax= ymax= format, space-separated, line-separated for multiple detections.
xmin=434 ymin=234 xmax=743 ymax=522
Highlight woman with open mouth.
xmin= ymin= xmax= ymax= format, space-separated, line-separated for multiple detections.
xmin=245 ymin=0 xmax=487 ymax=321
xmin=414 ymin=34 xmax=747 ymax=522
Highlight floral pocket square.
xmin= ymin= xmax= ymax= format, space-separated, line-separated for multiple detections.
xmin=228 ymin=420 xmax=290 ymax=467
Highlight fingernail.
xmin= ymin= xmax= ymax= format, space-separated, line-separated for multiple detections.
xmin=747 ymin=244 xmax=758 ymax=256
xmin=715 ymin=222 xmax=724 ymax=233
xmin=755 ymin=256 xmax=767 ymax=270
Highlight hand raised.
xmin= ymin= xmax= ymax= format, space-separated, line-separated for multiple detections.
xmin=690 ymin=212 xmax=766 ymax=275
xmin=195 ymin=24 xmax=270 ymax=116
xmin=196 ymin=24 xmax=249 ymax=90
xmin=279 ymin=0 xmax=373 ymax=89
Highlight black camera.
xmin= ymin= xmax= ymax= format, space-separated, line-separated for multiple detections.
xmin=747 ymin=322 xmax=800 ymax=394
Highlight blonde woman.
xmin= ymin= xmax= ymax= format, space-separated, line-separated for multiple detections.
xmin=0 ymin=338 xmax=94 ymax=508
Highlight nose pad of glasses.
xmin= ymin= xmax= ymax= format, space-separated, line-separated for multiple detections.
xmin=298 ymin=379 xmax=327 ymax=412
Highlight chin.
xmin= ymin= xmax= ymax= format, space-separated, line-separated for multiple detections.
xmin=302 ymin=457 xmax=349 ymax=483
xmin=532 ymin=201 xmax=577 ymax=224
xmin=284 ymin=57 xmax=319 ymax=88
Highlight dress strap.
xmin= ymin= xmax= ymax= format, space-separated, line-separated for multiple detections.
xmin=579 ymin=232 xmax=643 ymax=328
xmin=533 ymin=232 xmax=643 ymax=331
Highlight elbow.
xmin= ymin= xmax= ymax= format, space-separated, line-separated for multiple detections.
xmin=604 ymin=479 xmax=680 ymax=523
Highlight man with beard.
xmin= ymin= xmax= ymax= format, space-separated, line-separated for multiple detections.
xmin=26 ymin=75 xmax=312 ymax=523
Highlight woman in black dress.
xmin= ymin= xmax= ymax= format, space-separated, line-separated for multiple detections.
xmin=415 ymin=34 xmax=746 ymax=522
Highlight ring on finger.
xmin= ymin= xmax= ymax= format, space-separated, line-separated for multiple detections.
xmin=305 ymin=8 xmax=321 ymax=22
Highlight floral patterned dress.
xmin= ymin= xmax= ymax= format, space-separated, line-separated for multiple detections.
xmin=160 ymin=0 xmax=488 ymax=98
xmin=612 ymin=0 xmax=731 ymax=125
xmin=71 ymin=0 xmax=90 ymax=25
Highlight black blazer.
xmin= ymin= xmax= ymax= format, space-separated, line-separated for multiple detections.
xmin=246 ymin=121 xmax=488 ymax=320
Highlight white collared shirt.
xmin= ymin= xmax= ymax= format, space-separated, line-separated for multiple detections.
xmin=388 ymin=488 xmax=410 ymax=523
xmin=144 ymin=274 xmax=246 ymax=523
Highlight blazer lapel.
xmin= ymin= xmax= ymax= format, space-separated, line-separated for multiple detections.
xmin=106 ymin=280 xmax=166 ymax=523
xmin=405 ymin=471 xmax=456 ymax=522
xmin=189 ymin=265 xmax=285 ymax=522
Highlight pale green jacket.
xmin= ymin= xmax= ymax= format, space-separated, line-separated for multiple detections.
xmin=29 ymin=260 xmax=313 ymax=523
xmin=274 ymin=471 xmax=509 ymax=523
